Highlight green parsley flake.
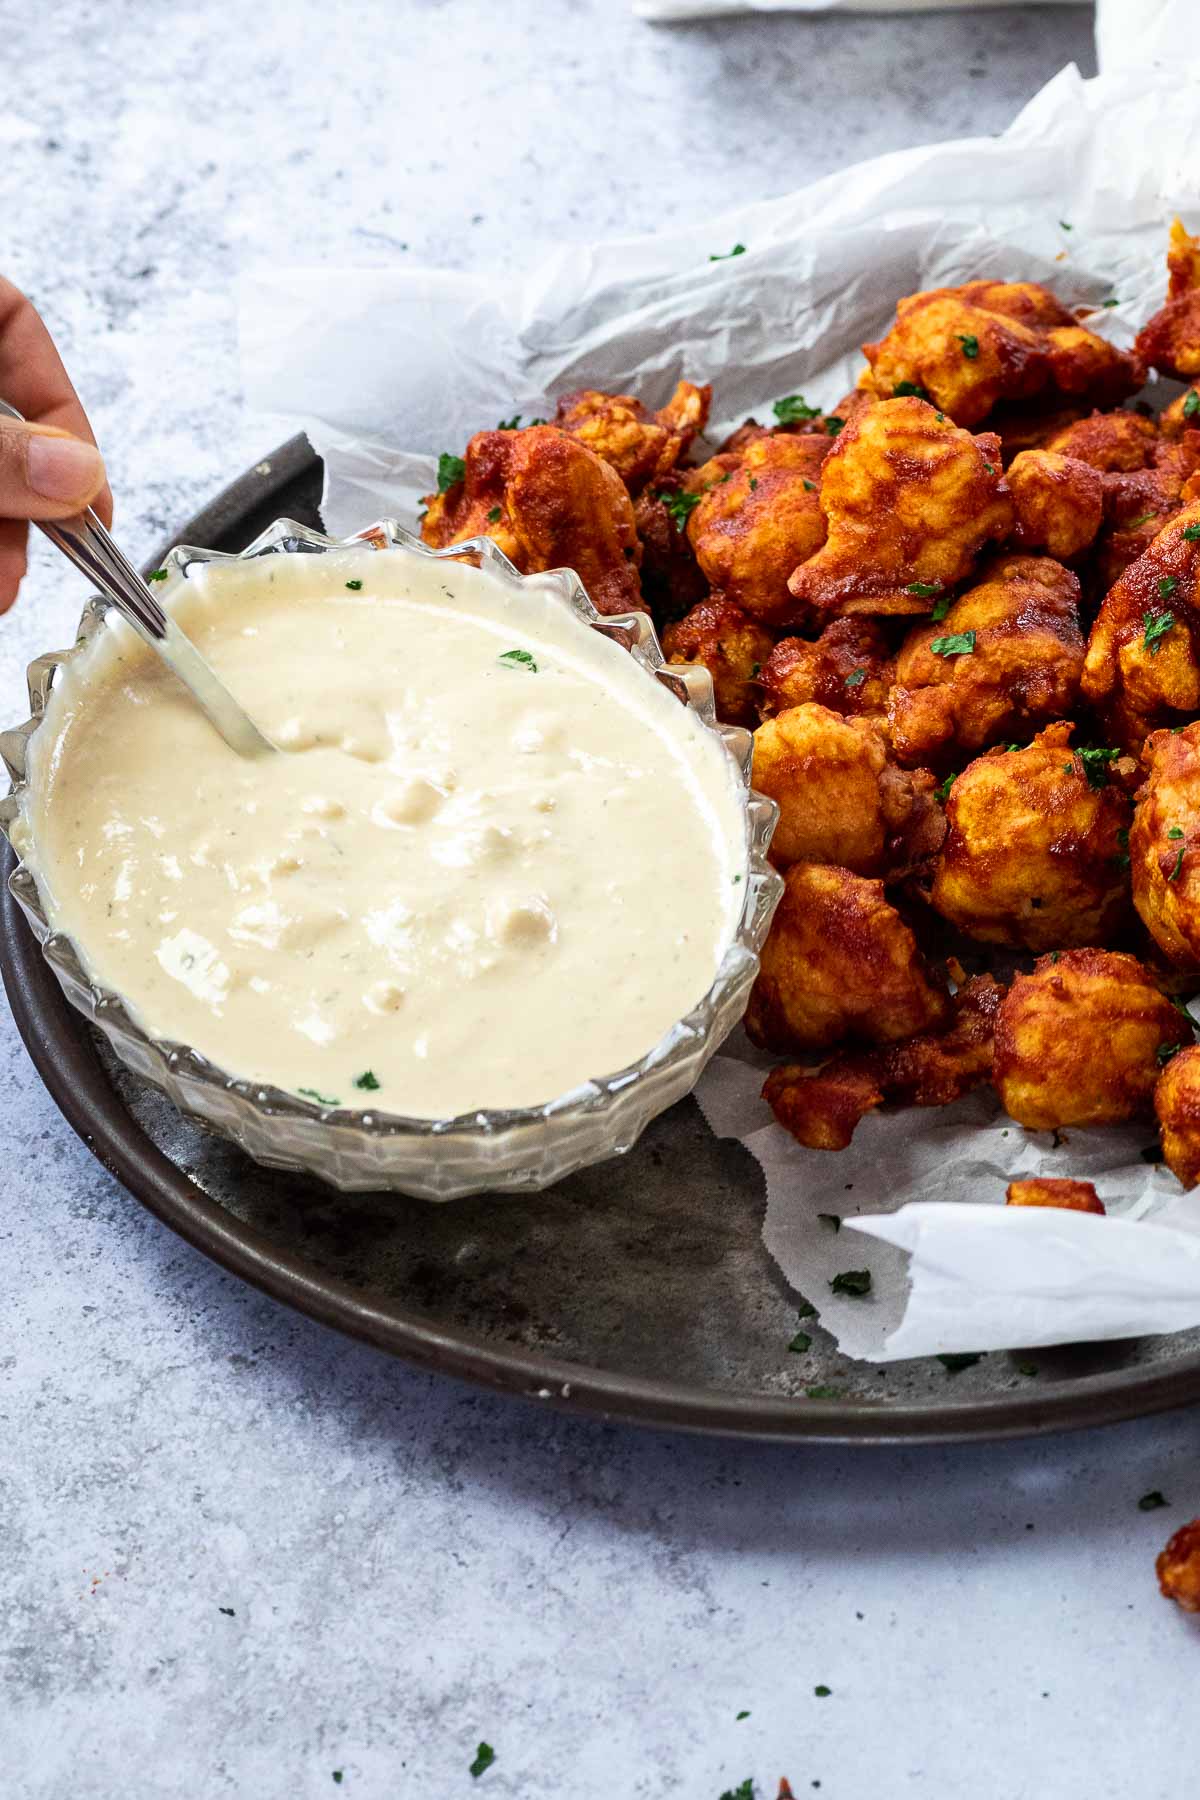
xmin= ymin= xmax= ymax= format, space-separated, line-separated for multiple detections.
xmin=1077 ymin=745 xmax=1119 ymax=791
xmin=806 ymin=1385 xmax=841 ymax=1400
xmin=829 ymin=1269 xmax=871 ymax=1298
xmin=529 ymin=416 xmax=547 ymax=426
xmin=817 ymin=1212 xmax=842 ymax=1232
xmin=1159 ymin=576 xmax=1180 ymax=601
xmin=824 ymin=415 xmax=845 ymax=436
xmin=469 ymin=1743 xmax=496 ymax=1780
xmin=795 ymin=1299 xmax=818 ymax=1319
xmin=957 ymin=333 xmax=980 ymax=360
xmin=1102 ymin=297 xmax=1120 ymax=307
xmin=1158 ymin=1041 xmax=1182 ymax=1066
xmin=345 ymin=578 xmax=363 ymax=590
xmin=930 ymin=630 xmax=976 ymax=658
xmin=1128 ymin=513 xmax=1158 ymax=529
xmin=1184 ymin=390 xmax=1200 ymax=420
xmin=892 ymin=381 xmax=930 ymax=399
xmin=1017 ymin=1362 xmax=1040 ymax=1378
xmin=905 ymin=580 xmax=943 ymax=599
xmin=1060 ymin=219 xmax=1073 ymax=231
xmin=1170 ymin=826 xmax=1185 ymax=839
xmin=1139 ymin=1491 xmax=1170 ymax=1511
xmin=1143 ymin=610 xmax=1175 ymax=656
xmin=486 ymin=506 xmax=502 ymax=523
xmin=718 ymin=1781 xmax=755 ymax=1800
xmin=844 ymin=667 xmax=867 ymax=689
xmin=146 ymin=568 xmax=169 ymax=582
xmin=983 ymin=461 xmax=996 ymax=474
xmin=803 ymin=478 xmax=816 ymax=492
xmin=788 ymin=1331 xmax=813 ymax=1355
xmin=814 ymin=1685 xmax=832 ymax=1698
xmin=353 ymin=1071 xmax=381 ymax=1091
xmin=937 ymin=1353 xmax=982 ymax=1374
xmin=436 ymin=452 xmax=465 ymax=492
xmin=735 ymin=1710 xmax=751 ymax=1721
xmin=749 ymin=477 xmax=759 ymax=491
xmin=497 ymin=415 xmax=521 ymax=431
xmin=935 ymin=411 xmax=946 ymax=422
xmin=498 ymin=648 xmax=537 ymax=673
xmin=661 ymin=487 xmax=703 ymax=530
xmin=299 ymin=1087 xmax=340 ymax=1107
xmin=935 ymin=772 xmax=957 ymax=804
xmin=709 ymin=243 xmax=746 ymax=261
xmin=1168 ymin=844 xmax=1186 ymax=882
xmin=773 ymin=394 xmax=820 ymax=424
xmin=931 ymin=593 xmax=953 ymax=622
xmin=1184 ymin=523 xmax=1200 ymax=541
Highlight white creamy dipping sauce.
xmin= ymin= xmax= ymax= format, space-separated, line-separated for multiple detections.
xmin=18 ymin=549 xmax=745 ymax=1118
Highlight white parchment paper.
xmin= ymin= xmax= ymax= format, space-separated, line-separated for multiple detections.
xmin=238 ymin=0 xmax=1200 ymax=1360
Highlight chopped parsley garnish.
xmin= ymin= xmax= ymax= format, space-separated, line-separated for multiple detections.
xmin=824 ymin=415 xmax=845 ymax=436
xmin=1139 ymin=1491 xmax=1170 ymax=1511
xmin=1170 ymin=826 xmax=1185 ymax=839
xmin=931 ymin=593 xmax=953 ymax=622
xmin=299 ymin=1087 xmax=340 ymax=1107
xmin=498 ymin=648 xmax=538 ymax=672
xmin=788 ymin=1331 xmax=813 ymax=1355
xmin=750 ymin=662 xmax=761 ymax=678
xmin=1115 ymin=826 xmax=1131 ymax=869
xmin=529 ymin=416 xmax=547 ymax=426
xmin=935 ymin=772 xmax=957 ymax=804
xmin=892 ymin=381 xmax=931 ymax=399
xmin=814 ymin=1685 xmax=832 ymax=1697
xmin=749 ymin=477 xmax=759 ymax=491
xmin=718 ymin=1781 xmax=755 ymax=1800
xmin=436 ymin=451 xmax=465 ymax=492
xmin=1143 ymin=609 xmax=1175 ymax=656
xmin=1102 ymin=297 xmax=1120 ymax=307
xmin=957 ymin=333 xmax=980 ymax=360
xmin=735 ymin=1710 xmax=751 ymax=1721
xmin=469 ymin=1743 xmax=496 ymax=1779
xmin=935 ymin=411 xmax=946 ymax=422
xmin=660 ymin=487 xmax=703 ymax=531
xmin=829 ymin=1269 xmax=871 ymax=1297
xmin=1128 ymin=513 xmax=1158 ymax=529
xmin=1171 ymin=993 xmax=1198 ymax=1027
xmin=1184 ymin=523 xmax=1200 ymax=541
xmin=218 ymin=1605 xmax=235 ymax=1616
xmin=905 ymin=580 xmax=943 ymax=599
xmin=353 ymin=1071 xmax=381 ymax=1091
xmin=1159 ymin=576 xmax=1180 ymax=601
xmin=844 ymin=667 xmax=867 ymax=689
xmin=709 ymin=243 xmax=746 ymax=261
xmin=817 ymin=1212 xmax=842 ymax=1232
xmin=146 ymin=568 xmax=169 ymax=582
xmin=930 ymin=630 xmax=975 ymax=658
xmin=805 ymin=1385 xmax=841 ymax=1400
xmin=1157 ymin=1040 xmax=1182 ymax=1066
xmin=1077 ymin=745 xmax=1119 ymax=791
xmin=1168 ymin=843 xmax=1186 ymax=882
xmin=983 ymin=461 xmax=996 ymax=474
xmin=795 ymin=1299 xmax=818 ymax=1319
xmin=345 ymin=578 xmax=363 ymax=590
xmin=1059 ymin=219 xmax=1073 ymax=231
xmin=497 ymin=415 xmax=521 ymax=431
xmin=773 ymin=394 xmax=820 ymax=424
xmin=803 ymin=478 xmax=816 ymax=492
xmin=1017 ymin=1362 xmax=1040 ymax=1378
xmin=1184 ymin=390 xmax=1200 ymax=420
xmin=486 ymin=505 xmax=502 ymax=522
xmin=937 ymin=1353 xmax=982 ymax=1373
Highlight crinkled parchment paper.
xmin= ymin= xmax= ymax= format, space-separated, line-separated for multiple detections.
xmin=238 ymin=0 xmax=1200 ymax=1359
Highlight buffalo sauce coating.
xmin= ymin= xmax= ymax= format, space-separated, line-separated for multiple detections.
xmin=19 ymin=549 xmax=744 ymax=1117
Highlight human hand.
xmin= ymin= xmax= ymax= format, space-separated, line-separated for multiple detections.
xmin=0 ymin=278 xmax=111 ymax=612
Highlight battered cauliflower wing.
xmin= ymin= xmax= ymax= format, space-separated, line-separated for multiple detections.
xmin=421 ymin=424 xmax=643 ymax=615
xmin=1081 ymin=498 xmax=1200 ymax=750
xmin=686 ymin=432 xmax=828 ymax=626
xmin=1091 ymin=437 xmax=1200 ymax=592
xmin=1161 ymin=384 xmax=1200 ymax=439
xmin=1005 ymin=1177 xmax=1105 ymax=1214
xmin=1157 ymin=1518 xmax=1200 ymax=1613
xmin=1135 ymin=218 xmax=1200 ymax=381
xmin=860 ymin=281 xmax=1144 ymax=428
xmin=745 ymin=862 xmax=951 ymax=1055
xmin=888 ymin=556 xmax=1085 ymax=766
xmin=762 ymin=973 xmax=1002 ymax=1150
xmin=1007 ymin=450 xmax=1104 ymax=560
xmin=1046 ymin=410 xmax=1160 ymax=471
xmin=1154 ymin=1045 xmax=1200 ymax=1188
xmin=751 ymin=703 xmax=944 ymax=877
xmin=993 ymin=949 xmax=1187 ymax=1130
xmin=758 ymin=619 xmax=894 ymax=721
xmin=786 ymin=398 xmax=1013 ymax=624
xmin=554 ymin=379 xmax=711 ymax=491
xmin=929 ymin=726 xmax=1132 ymax=952
xmin=1129 ymin=721 xmax=1200 ymax=969
xmin=661 ymin=596 xmax=775 ymax=727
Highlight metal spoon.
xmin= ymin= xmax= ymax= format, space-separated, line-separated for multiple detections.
xmin=0 ymin=399 xmax=275 ymax=758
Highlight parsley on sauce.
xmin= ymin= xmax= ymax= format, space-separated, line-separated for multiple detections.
xmin=930 ymin=630 xmax=975 ymax=658
xmin=436 ymin=452 xmax=465 ymax=492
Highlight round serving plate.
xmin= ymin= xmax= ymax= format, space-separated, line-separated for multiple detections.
xmin=5 ymin=434 xmax=1200 ymax=1444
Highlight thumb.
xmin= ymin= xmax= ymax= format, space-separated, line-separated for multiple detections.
xmin=0 ymin=419 xmax=107 ymax=520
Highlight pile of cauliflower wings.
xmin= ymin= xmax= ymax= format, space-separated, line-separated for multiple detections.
xmin=423 ymin=221 xmax=1200 ymax=1196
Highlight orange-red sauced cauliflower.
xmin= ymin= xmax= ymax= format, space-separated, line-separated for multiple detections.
xmin=661 ymin=596 xmax=775 ymax=727
xmin=1005 ymin=1177 xmax=1105 ymax=1214
xmin=758 ymin=619 xmax=894 ymax=721
xmin=1007 ymin=450 xmax=1104 ymax=561
xmin=1130 ymin=720 xmax=1200 ymax=970
xmin=1136 ymin=219 xmax=1200 ymax=382
xmin=685 ymin=432 xmax=829 ymax=627
xmin=1157 ymin=1518 xmax=1200 ymax=1613
xmin=554 ymin=380 xmax=711 ymax=492
xmin=1154 ymin=1045 xmax=1200 ymax=1188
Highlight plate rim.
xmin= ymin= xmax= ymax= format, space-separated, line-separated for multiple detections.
xmin=5 ymin=435 xmax=1200 ymax=1445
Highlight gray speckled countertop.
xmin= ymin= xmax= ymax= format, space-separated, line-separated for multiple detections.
xmin=6 ymin=5 xmax=1200 ymax=1797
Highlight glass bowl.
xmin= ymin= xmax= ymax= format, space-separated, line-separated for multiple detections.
xmin=0 ymin=518 xmax=782 ymax=1198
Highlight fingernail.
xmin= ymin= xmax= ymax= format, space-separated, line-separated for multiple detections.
xmin=27 ymin=433 xmax=104 ymax=502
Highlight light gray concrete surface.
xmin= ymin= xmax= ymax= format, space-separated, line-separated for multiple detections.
xmin=6 ymin=4 xmax=1200 ymax=1797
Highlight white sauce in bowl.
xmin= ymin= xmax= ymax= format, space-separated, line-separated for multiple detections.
xmin=17 ymin=549 xmax=745 ymax=1118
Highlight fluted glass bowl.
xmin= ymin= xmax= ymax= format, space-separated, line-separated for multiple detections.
xmin=1 ymin=517 xmax=782 ymax=1198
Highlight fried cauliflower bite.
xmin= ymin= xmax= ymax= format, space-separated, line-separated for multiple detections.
xmin=1046 ymin=409 xmax=1160 ymax=471
xmin=553 ymin=379 xmax=711 ymax=491
xmin=929 ymin=726 xmax=1132 ymax=952
xmin=751 ymin=703 xmax=944 ymax=877
xmin=632 ymin=479 xmax=709 ymax=624
xmin=786 ymin=398 xmax=1013 ymax=623
xmin=1161 ymin=384 xmax=1200 ymax=439
xmin=1136 ymin=218 xmax=1200 ymax=382
xmin=1005 ymin=1177 xmax=1105 ymax=1214
xmin=991 ymin=399 xmax=1089 ymax=463
xmin=661 ymin=596 xmax=775 ymax=727
xmin=1081 ymin=498 xmax=1200 ymax=750
xmin=745 ymin=862 xmax=951 ymax=1055
xmin=993 ymin=949 xmax=1188 ymax=1130
xmin=888 ymin=556 xmax=1085 ymax=766
xmin=762 ymin=973 xmax=1002 ymax=1150
xmin=1090 ymin=438 xmax=1200 ymax=592
xmin=421 ymin=424 xmax=643 ymax=616
xmin=684 ymin=433 xmax=828 ymax=626
xmin=1129 ymin=721 xmax=1200 ymax=970
xmin=859 ymin=281 xmax=1143 ymax=428
xmin=1154 ymin=1045 xmax=1200 ymax=1188
xmin=758 ymin=619 xmax=894 ymax=721
xmin=1158 ymin=1519 xmax=1200 ymax=1613
xmin=1007 ymin=450 xmax=1104 ymax=560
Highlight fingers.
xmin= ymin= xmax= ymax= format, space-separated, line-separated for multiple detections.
xmin=0 ymin=277 xmax=112 ymax=532
xmin=0 ymin=419 xmax=107 ymax=520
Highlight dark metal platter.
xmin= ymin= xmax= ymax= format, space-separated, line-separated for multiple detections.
xmin=6 ymin=434 xmax=1200 ymax=1443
